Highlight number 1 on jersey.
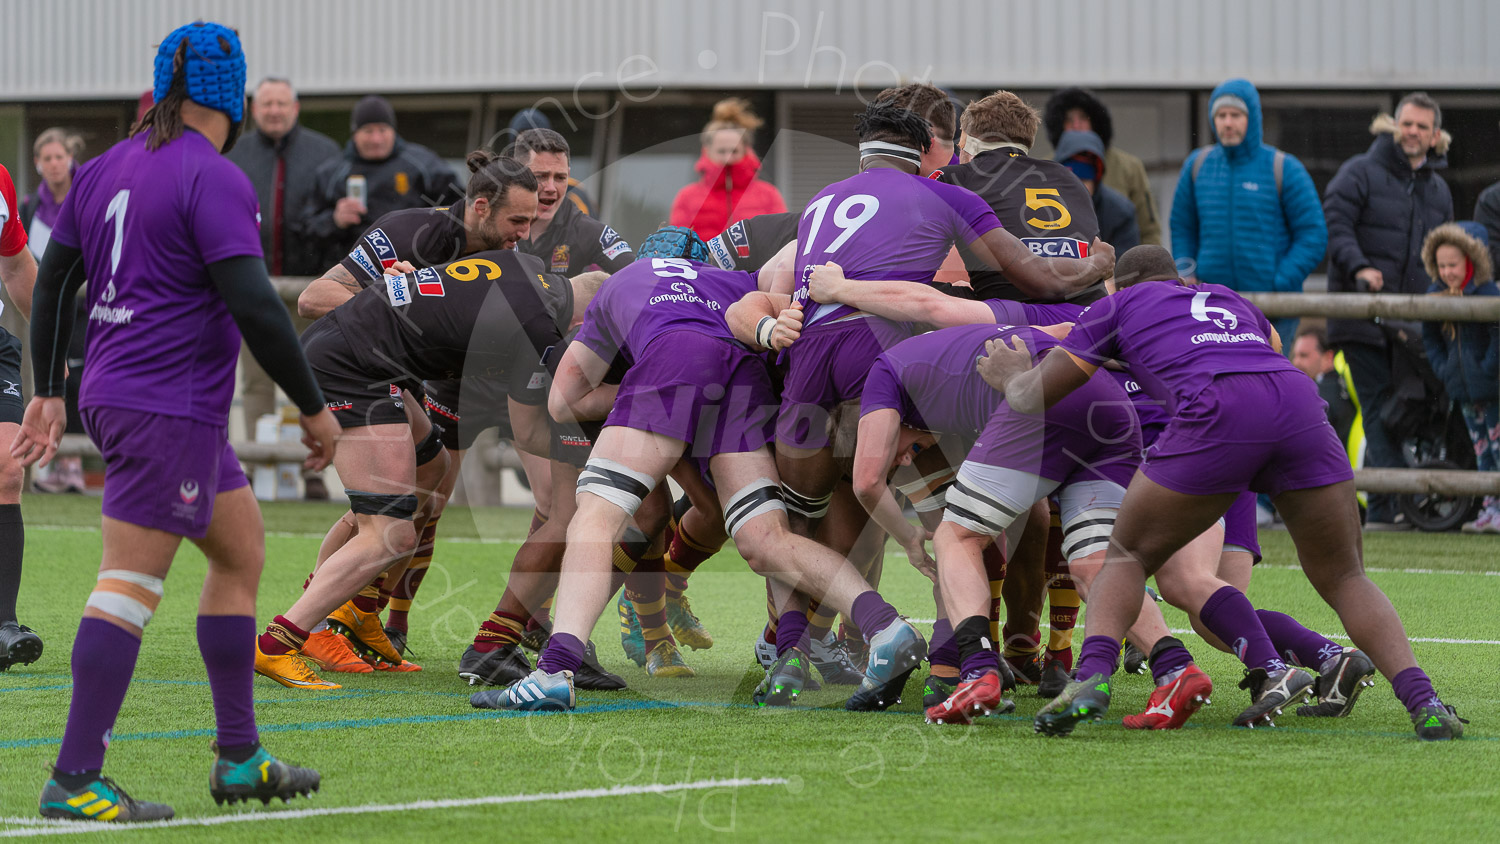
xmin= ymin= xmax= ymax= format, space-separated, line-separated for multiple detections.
xmin=105 ymin=189 xmax=130 ymax=277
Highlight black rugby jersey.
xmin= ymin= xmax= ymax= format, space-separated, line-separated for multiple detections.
xmin=935 ymin=149 xmax=1102 ymax=303
xmin=338 ymin=205 xmax=468 ymax=285
xmin=329 ymin=249 xmax=570 ymax=404
xmin=706 ymin=211 xmax=798 ymax=273
xmin=518 ymin=199 xmax=633 ymax=276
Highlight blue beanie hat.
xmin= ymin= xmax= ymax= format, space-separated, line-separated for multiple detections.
xmin=154 ymin=22 xmax=247 ymax=124
xmin=637 ymin=226 xmax=712 ymax=264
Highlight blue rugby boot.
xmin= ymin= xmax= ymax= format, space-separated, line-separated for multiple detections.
xmin=210 ymin=744 xmax=320 ymax=806
xmin=845 ymin=619 xmax=927 ymax=712
xmin=470 ymin=668 xmax=575 ymax=712
xmin=40 ymin=774 xmax=173 ymax=822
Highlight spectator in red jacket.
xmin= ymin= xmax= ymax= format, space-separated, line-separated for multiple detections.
xmin=669 ymin=98 xmax=786 ymax=241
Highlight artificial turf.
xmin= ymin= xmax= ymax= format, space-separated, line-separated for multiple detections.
xmin=1 ymin=495 xmax=1496 ymax=841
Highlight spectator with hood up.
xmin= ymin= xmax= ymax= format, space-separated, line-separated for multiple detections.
xmin=1054 ymin=129 xmax=1140 ymax=255
xmin=1044 ymin=87 xmax=1161 ymax=245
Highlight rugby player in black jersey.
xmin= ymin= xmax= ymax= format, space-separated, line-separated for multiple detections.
xmin=278 ymin=154 xmax=538 ymax=674
xmin=255 ymin=247 xmax=600 ymax=690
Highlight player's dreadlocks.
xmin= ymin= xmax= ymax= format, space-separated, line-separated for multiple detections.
xmin=855 ymin=100 xmax=934 ymax=154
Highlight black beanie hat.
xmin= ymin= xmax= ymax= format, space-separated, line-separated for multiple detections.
xmin=351 ymin=95 xmax=397 ymax=132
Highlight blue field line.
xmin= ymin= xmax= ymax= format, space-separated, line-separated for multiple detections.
xmin=0 ymin=694 xmax=1484 ymax=750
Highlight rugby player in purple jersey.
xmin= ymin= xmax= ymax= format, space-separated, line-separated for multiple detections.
xmin=851 ymin=323 xmax=1208 ymax=725
xmin=982 ymin=245 xmax=1463 ymax=740
xmin=815 ymin=264 xmax=1380 ymax=727
xmin=13 ymin=23 xmax=335 ymax=820
xmin=472 ymin=229 xmax=927 ymax=712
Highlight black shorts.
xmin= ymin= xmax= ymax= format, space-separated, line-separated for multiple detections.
xmin=302 ymin=319 xmax=409 ymax=429
xmin=0 ymin=329 xmax=22 ymax=426
xmin=424 ymin=376 xmax=512 ymax=451
xmin=550 ymin=417 xmax=602 ymax=469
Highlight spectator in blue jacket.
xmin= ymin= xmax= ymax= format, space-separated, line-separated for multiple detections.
xmin=1170 ymin=78 xmax=1327 ymax=349
xmin=1420 ymin=221 xmax=1499 ymax=533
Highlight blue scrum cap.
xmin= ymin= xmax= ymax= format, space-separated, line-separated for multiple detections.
xmin=636 ymin=226 xmax=712 ymax=264
xmin=154 ymin=22 xmax=247 ymax=124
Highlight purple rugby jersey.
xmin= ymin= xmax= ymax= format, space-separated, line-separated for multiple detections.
xmin=572 ymin=258 xmax=758 ymax=366
xmin=1062 ymin=280 xmax=1288 ymax=415
xmin=862 ymin=324 xmax=1058 ymax=435
xmin=50 ymin=130 xmax=262 ymax=422
xmin=793 ymin=168 xmax=1001 ymax=329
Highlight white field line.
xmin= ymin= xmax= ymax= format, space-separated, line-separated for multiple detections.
xmin=0 ymin=778 xmax=787 ymax=837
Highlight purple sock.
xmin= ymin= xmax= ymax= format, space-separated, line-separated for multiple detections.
xmin=1391 ymin=666 xmax=1442 ymax=714
xmin=928 ymin=618 xmax=960 ymax=669
xmin=537 ymin=632 xmax=585 ymax=675
xmin=1199 ymin=586 xmax=1286 ymax=673
xmin=1255 ymin=609 xmax=1342 ymax=670
xmin=55 ymin=618 xmax=142 ymax=775
xmin=197 ymin=615 xmax=259 ymax=750
xmin=959 ymin=649 xmax=1001 ymax=681
xmin=775 ymin=610 xmax=810 ymax=657
xmin=849 ymin=591 xmax=899 ymax=639
xmin=1073 ymin=635 xmax=1121 ymax=681
xmin=1148 ymin=639 xmax=1195 ymax=686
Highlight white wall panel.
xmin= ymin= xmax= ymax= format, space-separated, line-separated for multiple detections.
xmin=1 ymin=0 xmax=1495 ymax=101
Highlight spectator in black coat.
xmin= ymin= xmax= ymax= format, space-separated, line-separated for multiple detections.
xmin=303 ymin=96 xmax=464 ymax=268
xmin=1322 ymin=93 xmax=1454 ymax=528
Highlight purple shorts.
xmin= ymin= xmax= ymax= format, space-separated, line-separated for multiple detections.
xmin=1144 ymin=371 xmax=1354 ymax=498
xmin=606 ymin=329 xmax=777 ymax=459
xmin=82 ymin=406 xmax=248 ymax=539
xmin=777 ymin=317 xmax=911 ymax=449
xmin=967 ymin=372 xmax=1141 ymax=488
xmin=1222 ymin=490 xmax=1262 ymax=562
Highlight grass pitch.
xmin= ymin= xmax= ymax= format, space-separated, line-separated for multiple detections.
xmin=1 ymin=495 xmax=1497 ymax=841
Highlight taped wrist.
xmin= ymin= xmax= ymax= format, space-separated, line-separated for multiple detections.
xmin=755 ymin=316 xmax=777 ymax=349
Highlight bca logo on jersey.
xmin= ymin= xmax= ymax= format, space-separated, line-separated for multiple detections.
xmin=366 ymin=228 xmax=398 ymax=268
xmin=727 ymin=221 xmax=750 ymax=258
xmin=599 ymin=226 xmax=621 ymax=248
xmin=1020 ymin=237 xmax=1089 ymax=259
xmin=1190 ymin=290 xmax=1238 ymax=330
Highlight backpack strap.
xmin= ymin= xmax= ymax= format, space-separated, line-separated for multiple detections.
xmin=1273 ymin=149 xmax=1285 ymax=197
xmin=1189 ymin=144 xmax=1214 ymax=184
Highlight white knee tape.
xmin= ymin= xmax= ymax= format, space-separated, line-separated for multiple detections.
xmin=941 ymin=473 xmax=1025 ymax=538
xmin=724 ymin=478 xmax=786 ymax=538
xmin=781 ymin=485 xmax=831 ymax=520
xmin=576 ymin=458 xmax=657 ymax=516
xmin=1061 ymin=508 xmax=1116 ymax=562
xmin=896 ymin=468 xmax=957 ymax=514
xmin=85 ymin=569 xmax=166 ymax=628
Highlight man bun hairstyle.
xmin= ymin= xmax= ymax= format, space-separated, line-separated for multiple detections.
xmin=465 ymin=149 xmax=538 ymax=205
xmin=701 ymin=98 xmax=764 ymax=148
